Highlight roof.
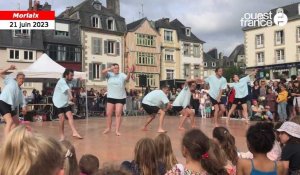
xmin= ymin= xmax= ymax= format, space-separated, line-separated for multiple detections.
xmin=207 ymin=48 xmax=218 ymax=59
xmin=0 ymin=30 xmax=44 ymax=50
xmin=243 ymin=2 xmax=300 ymax=31
xmin=127 ymin=18 xmax=147 ymax=31
xmin=170 ymin=19 xmax=205 ymax=44
xmin=154 ymin=18 xmax=176 ymax=30
xmin=228 ymin=44 xmax=245 ymax=61
xmin=58 ymin=0 xmax=126 ymax=34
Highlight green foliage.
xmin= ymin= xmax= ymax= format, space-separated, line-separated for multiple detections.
xmin=223 ymin=66 xmax=244 ymax=82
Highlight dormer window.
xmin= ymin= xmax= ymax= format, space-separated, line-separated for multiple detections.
xmin=276 ymin=8 xmax=284 ymax=14
xmin=107 ymin=18 xmax=115 ymax=31
xmin=92 ymin=1 xmax=101 ymax=10
xmin=91 ymin=15 xmax=101 ymax=28
xmin=186 ymin=28 xmax=191 ymax=37
xmin=14 ymin=29 xmax=30 ymax=37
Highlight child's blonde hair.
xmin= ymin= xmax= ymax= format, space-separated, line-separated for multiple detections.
xmin=61 ymin=140 xmax=80 ymax=175
xmin=154 ymin=133 xmax=178 ymax=171
xmin=0 ymin=126 xmax=64 ymax=175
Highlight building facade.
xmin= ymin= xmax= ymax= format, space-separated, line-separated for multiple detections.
xmin=170 ymin=19 xmax=205 ymax=79
xmin=59 ymin=0 xmax=126 ymax=87
xmin=125 ymin=18 xmax=161 ymax=89
xmin=155 ymin=18 xmax=181 ymax=81
xmin=244 ymin=3 xmax=300 ymax=80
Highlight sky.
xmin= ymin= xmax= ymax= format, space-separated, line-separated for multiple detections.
xmin=0 ymin=0 xmax=299 ymax=55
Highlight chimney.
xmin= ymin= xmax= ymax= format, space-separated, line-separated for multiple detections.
xmin=28 ymin=0 xmax=33 ymax=10
xmin=163 ymin=18 xmax=170 ymax=23
xmin=219 ymin=52 xmax=224 ymax=59
xmin=106 ymin=0 xmax=120 ymax=16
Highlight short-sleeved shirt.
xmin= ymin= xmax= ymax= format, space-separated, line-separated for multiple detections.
xmin=281 ymin=143 xmax=300 ymax=172
xmin=107 ymin=72 xmax=127 ymax=99
xmin=230 ymin=75 xmax=250 ymax=98
xmin=0 ymin=76 xmax=24 ymax=109
xmin=172 ymin=85 xmax=191 ymax=108
xmin=53 ymin=78 xmax=70 ymax=108
xmin=205 ymin=75 xmax=227 ymax=100
xmin=142 ymin=90 xmax=169 ymax=107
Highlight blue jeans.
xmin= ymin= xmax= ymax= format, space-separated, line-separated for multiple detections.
xmin=278 ymin=102 xmax=287 ymax=121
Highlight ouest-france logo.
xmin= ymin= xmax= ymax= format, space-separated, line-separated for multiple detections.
xmin=241 ymin=8 xmax=288 ymax=27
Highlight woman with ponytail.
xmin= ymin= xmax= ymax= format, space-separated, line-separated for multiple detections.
xmin=213 ymin=127 xmax=238 ymax=175
xmin=61 ymin=140 xmax=80 ymax=175
xmin=165 ymin=129 xmax=228 ymax=175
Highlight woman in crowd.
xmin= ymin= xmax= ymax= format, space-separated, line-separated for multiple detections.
xmin=252 ymin=80 xmax=260 ymax=101
xmin=0 ymin=126 xmax=64 ymax=175
xmin=121 ymin=137 xmax=165 ymax=175
xmin=291 ymin=80 xmax=300 ymax=119
xmin=61 ymin=140 xmax=80 ymax=175
xmin=213 ymin=127 xmax=238 ymax=174
xmin=265 ymin=88 xmax=277 ymax=120
xmin=102 ymin=64 xmax=133 ymax=136
xmin=277 ymin=121 xmax=300 ymax=174
xmin=237 ymin=122 xmax=285 ymax=175
xmin=165 ymin=129 xmax=228 ymax=175
xmin=276 ymin=84 xmax=288 ymax=122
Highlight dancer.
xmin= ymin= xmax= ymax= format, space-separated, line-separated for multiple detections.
xmin=0 ymin=65 xmax=26 ymax=137
xmin=227 ymin=70 xmax=257 ymax=124
xmin=102 ymin=64 xmax=132 ymax=136
xmin=142 ymin=85 xmax=172 ymax=133
xmin=172 ymin=79 xmax=198 ymax=130
xmin=204 ymin=67 xmax=227 ymax=125
xmin=53 ymin=69 xmax=82 ymax=140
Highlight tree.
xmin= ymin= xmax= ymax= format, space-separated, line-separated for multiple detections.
xmin=223 ymin=66 xmax=244 ymax=82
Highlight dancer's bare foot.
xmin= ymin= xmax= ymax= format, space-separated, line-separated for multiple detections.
xmin=103 ymin=128 xmax=111 ymax=134
xmin=226 ymin=118 xmax=230 ymax=123
xmin=73 ymin=134 xmax=83 ymax=139
xmin=157 ymin=129 xmax=167 ymax=133
xmin=116 ymin=131 xmax=121 ymax=136
xmin=178 ymin=127 xmax=185 ymax=131
xmin=141 ymin=127 xmax=148 ymax=131
xmin=59 ymin=135 xmax=65 ymax=141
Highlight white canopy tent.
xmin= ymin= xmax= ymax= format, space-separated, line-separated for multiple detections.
xmin=12 ymin=53 xmax=89 ymax=118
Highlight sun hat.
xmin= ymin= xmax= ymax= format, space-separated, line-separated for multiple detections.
xmin=277 ymin=121 xmax=300 ymax=138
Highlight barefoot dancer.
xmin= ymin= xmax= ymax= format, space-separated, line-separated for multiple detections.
xmin=0 ymin=65 xmax=27 ymax=138
xmin=204 ymin=68 xmax=227 ymax=126
xmin=53 ymin=69 xmax=82 ymax=140
xmin=102 ymin=64 xmax=132 ymax=136
xmin=142 ymin=85 xmax=172 ymax=133
xmin=227 ymin=69 xmax=257 ymax=124
xmin=172 ymin=79 xmax=198 ymax=130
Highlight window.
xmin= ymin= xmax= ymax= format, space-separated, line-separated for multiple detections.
xmin=166 ymin=69 xmax=174 ymax=80
xmin=107 ymin=18 xmax=115 ymax=31
xmin=256 ymin=52 xmax=264 ymax=63
xmin=165 ymin=52 xmax=174 ymax=61
xmin=186 ymin=28 xmax=191 ymax=36
xmin=256 ymin=34 xmax=264 ymax=48
xmin=93 ymin=63 xmax=101 ymax=80
xmin=164 ymin=30 xmax=173 ymax=42
xmin=184 ymin=64 xmax=190 ymax=77
xmin=55 ymin=23 xmax=69 ymax=37
xmin=297 ymin=27 xmax=300 ymax=42
xmin=134 ymin=74 xmax=156 ymax=87
xmin=136 ymin=34 xmax=155 ymax=47
xmin=183 ymin=43 xmax=190 ymax=56
xmin=23 ymin=82 xmax=33 ymax=87
xmin=108 ymin=41 xmax=114 ymax=54
xmin=275 ymin=30 xmax=284 ymax=45
xmin=194 ymin=65 xmax=200 ymax=77
xmin=91 ymin=15 xmax=101 ymax=28
xmin=92 ymin=37 xmax=102 ymax=55
xmin=297 ymin=46 xmax=300 ymax=54
xmin=14 ymin=29 xmax=30 ymax=37
xmin=104 ymin=40 xmax=120 ymax=55
xmin=193 ymin=45 xmax=200 ymax=57
xmin=137 ymin=52 xmax=155 ymax=65
xmin=204 ymin=62 xmax=207 ymax=67
xmin=276 ymin=49 xmax=285 ymax=61
xmin=55 ymin=31 xmax=69 ymax=37
xmin=47 ymin=44 xmax=81 ymax=62
xmin=212 ymin=62 xmax=216 ymax=67
xmin=24 ymin=51 xmax=33 ymax=60
xmin=9 ymin=50 xmax=19 ymax=60
xmin=93 ymin=1 xmax=101 ymax=10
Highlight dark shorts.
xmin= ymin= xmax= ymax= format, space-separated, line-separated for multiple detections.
xmin=0 ymin=100 xmax=13 ymax=116
xmin=107 ymin=98 xmax=126 ymax=105
xmin=172 ymin=106 xmax=183 ymax=112
xmin=55 ymin=106 xmax=72 ymax=115
xmin=233 ymin=97 xmax=247 ymax=105
xmin=209 ymin=96 xmax=225 ymax=106
xmin=142 ymin=103 xmax=160 ymax=115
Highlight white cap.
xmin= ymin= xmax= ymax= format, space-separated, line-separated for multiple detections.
xmin=277 ymin=121 xmax=300 ymax=138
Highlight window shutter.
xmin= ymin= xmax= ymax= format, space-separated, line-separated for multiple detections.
xmin=89 ymin=63 xmax=93 ymax=80
xmin=100 ymin=64 xmax=106 ymax=80
xmin=116 ymin=42 xmax=120 ymax=56
xmin=92 ymin=37 xmax=95 ymax=54
xmin=99 ymin=38 xmax=102 ymax=55
xmin=104 ymin=40 xmax=108 ymax=54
